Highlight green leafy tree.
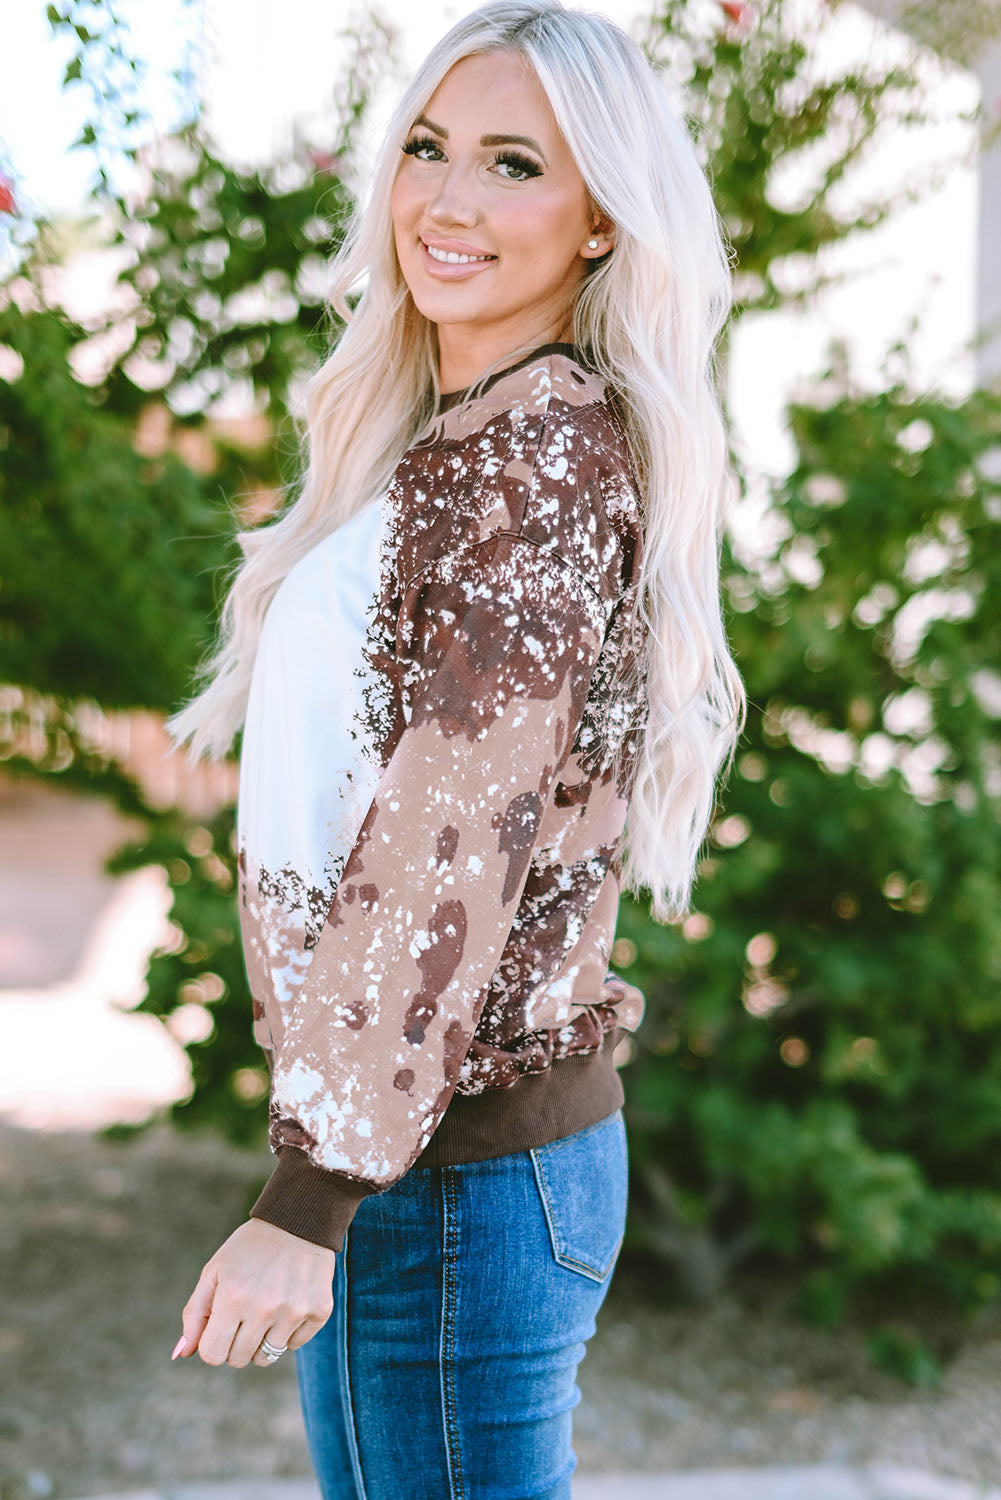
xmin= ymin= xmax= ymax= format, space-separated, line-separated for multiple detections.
xmin=644 ymin=0 xmax=960 ymax=317
xmin=0 ymin=284 xmax=227 ymax=706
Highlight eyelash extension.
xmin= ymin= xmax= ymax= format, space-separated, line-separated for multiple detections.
xmin=401 ymin=135 xmax=542 ymax=180
xmin=401 ymin=134 xmax=444 ymax=161
xmin=493 ymin=151 xmax=542 ymax=181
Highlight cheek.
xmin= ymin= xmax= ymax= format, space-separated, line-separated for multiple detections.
xmin=499 ymin=187 xmax=586 ymax=266
xmin=390 ymin=173 xmax=417 ymax=239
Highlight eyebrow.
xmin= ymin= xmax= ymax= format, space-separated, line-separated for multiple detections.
xmin=410 ymin=113 xmax=548 ymax=166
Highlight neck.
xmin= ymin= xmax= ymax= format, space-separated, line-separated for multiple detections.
xmin=436 ymin=312 xmax=575 ymax=395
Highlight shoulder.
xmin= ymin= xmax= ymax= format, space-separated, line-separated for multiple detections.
xmin=427 ymin=345 xmax=622 ymax=451
xmin=408 ymin=345 xmax=631 ymax=477
xmin=390 ymin=348 xmax=643 ymax=602
xmin=494 ymin=349 xmax=643 ymax=607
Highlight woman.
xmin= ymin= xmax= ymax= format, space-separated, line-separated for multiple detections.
xmin=166 ymin=2 xmax=744 ymax=1496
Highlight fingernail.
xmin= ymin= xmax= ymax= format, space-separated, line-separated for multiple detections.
xmin=171 ymin=1335 xmax=187 ymax=1360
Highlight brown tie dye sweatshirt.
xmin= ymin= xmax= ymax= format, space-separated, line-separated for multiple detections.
xmin=237 ymin=343 xmax=648 ymax=1252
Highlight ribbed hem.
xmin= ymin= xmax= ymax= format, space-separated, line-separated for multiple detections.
xmin=411 ymin=1027 xmax=626 ymax=1168
xmin=250 ymin=1147 xmax=377 ymax=1253
xmin=249 ymin=1028 xmax=628 ymax=1251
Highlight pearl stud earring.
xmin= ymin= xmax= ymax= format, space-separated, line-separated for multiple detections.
xmin=587 ymin=238 xmax=599 ymax=250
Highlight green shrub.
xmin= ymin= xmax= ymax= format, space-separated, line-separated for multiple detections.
xmin=617 ymin=370 xmax=1001 ymax=1319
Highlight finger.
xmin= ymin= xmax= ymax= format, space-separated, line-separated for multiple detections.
xmin=230 ymin=1312 xmax=287 ymax=1369
xmin=245 ymin=1278 xmax=333 ymax=1368
xmin=246 ymin=1320 xmax=297 ymax=1370
xmin=196 ymin=1287 xmax=243 ymax=1367
xmin=178 ymin=1263 xmax=219 ymax=1357
xmin=254 ymin=1302 xmax=331 ymax=1367
xmin=287 ymin=1310 xmax=329 ymax=1350
xmin=249 ymin=1312 xmax=324 ymax=1369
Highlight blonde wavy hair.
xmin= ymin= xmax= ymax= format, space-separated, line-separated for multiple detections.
xmin=167 ymin=0 xmax=746 ymax=922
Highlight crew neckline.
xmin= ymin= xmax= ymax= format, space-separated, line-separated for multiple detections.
xmin=436 ymin=341 xmax=587 ymax=413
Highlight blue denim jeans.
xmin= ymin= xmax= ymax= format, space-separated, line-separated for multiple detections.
xmin=294 ymin=1107 xmax=628 ymax=1500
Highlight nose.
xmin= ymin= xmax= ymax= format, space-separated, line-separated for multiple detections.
xmin=426 ymin=161 xmax=480 ymax=230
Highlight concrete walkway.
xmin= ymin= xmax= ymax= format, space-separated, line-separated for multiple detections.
xmin=67 ymin=1467 xmax=1001 ymax=1500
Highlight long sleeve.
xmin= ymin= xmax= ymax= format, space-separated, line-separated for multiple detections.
xmin=249 ymin=527 xmax=612 ymax=1250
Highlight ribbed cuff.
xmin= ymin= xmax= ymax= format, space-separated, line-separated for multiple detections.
xmin=250 ymin=1145 xmax=378 ymax=1252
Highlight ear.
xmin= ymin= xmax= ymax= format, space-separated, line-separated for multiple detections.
xmin=582 ymin=210 xmax=615 ymax=260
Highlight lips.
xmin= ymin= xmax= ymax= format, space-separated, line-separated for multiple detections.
xmin=418 ymin=238 xmax=498 ymax=279
xmin=420 ymin=235 xmax=496 ymax=259
xmin=426 ymin=246 xmax=494 ymax=264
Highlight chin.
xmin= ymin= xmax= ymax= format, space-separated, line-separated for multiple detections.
xmin=409 ymin=285 xmax=495 ymax=323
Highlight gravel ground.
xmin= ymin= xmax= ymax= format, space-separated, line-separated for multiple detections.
xmin=5 ymin=1116 xmax=1001 ymax=1500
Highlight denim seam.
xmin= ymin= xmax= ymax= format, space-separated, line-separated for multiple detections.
xmin=530 ymin=1146 xmax=618 ymax=1283
xmin=439 ymin=1167 xmax=466 ymax=1500
xmin=337 ymin=1227 xmax=369 ymax=1500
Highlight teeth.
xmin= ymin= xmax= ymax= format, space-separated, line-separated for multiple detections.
xmin=425 ymin=244 xmax=493 ymax=264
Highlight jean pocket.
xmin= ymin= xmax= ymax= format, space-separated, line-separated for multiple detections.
xmin=529 ymin=1110 xmax=628 ymax=1283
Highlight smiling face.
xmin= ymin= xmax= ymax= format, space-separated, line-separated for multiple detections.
xmin=390 ymin=48 xmax=613 ymax=393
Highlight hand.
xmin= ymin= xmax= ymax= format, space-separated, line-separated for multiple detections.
xmin=172 ymin=1218 xmax=336 ymax=1369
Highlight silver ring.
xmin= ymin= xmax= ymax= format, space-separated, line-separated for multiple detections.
xmin=259 ymin=1336 xmax=288 ymax=1363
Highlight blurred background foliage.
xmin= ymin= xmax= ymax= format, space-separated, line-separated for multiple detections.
xmin=2 ymin=0 xmax=1000 ymax=1378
